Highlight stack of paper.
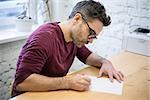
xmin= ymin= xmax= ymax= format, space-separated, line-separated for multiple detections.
xmin=89 ymin=76 xmax=123 ymax=95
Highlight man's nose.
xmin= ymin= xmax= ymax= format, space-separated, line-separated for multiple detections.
xmin=87 ymin=38 xmax=93 ymax=43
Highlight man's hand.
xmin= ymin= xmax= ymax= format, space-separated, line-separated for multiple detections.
xmin=98 ymin=61 xmax=124 ymax=83
xmin=85 ymin=53 xmax=124 ymax=83
xmin=66 ymin=74 xmax=91 ymax=91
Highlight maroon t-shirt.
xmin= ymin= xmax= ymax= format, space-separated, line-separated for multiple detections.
xmin=12 ymin=22 xmax=92 ymax=97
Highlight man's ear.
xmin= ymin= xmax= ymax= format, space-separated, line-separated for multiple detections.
xmin=73 ymin=13 xmax=82 ymax=22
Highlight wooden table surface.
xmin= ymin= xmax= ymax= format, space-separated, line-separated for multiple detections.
xmin=10 ymin=52 xmax=150 ymax=100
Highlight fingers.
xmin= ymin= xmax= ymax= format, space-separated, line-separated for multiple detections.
xmin=81 ymin=74 xmax=91 ymax=82
xmin=113 ymin=72 xmax=121 ymax=83
xmin=79 ymin=78 xmax=91 ymax=86
xmin=108 ymin=71 xmax=114 ymax=82
xmin=118 ymin=71 xmax=124 ymax=80
xmin=98 ymin=66 xmax=124 ymax=83
xmin=77 ymin=84 xmax=90 ymax=91
xmin=78 ymin=75 xmax=91 ymax=91
xmin=78 ymin=81 xmax=90 ymax=91
xmin=98 ymin=69 xmax=103 ymax=77
xmin=116 ymin=71 xmax=124 ymax=81
xmin=110 ymin=70 xmax=124 ymax=83
xmin=98 ymin=67 xmax=114 ymax=82
xmin=71 ymin=74 xmax=91 ymax=91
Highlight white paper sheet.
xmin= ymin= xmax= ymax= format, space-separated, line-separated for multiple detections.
xmin=89 ymin=76 xmax=123 ymax=95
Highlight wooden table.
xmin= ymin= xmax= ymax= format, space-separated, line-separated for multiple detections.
xmin=10 ymin=52 xmax=150 ymax=100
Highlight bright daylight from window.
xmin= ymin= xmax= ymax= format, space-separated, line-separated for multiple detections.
xmin=0 ymin=0 xmax=28 ymax=30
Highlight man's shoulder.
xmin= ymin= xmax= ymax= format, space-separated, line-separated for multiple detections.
xmin=38 ymin=22 xmax=60 ymax=31
xmin=30 ymin=22 xmax=60 ymax=42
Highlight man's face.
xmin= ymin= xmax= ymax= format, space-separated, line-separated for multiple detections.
xmin=71 ymin=14 xmax=103 ymax=47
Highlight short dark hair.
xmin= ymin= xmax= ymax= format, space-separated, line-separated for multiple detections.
xmin=68 ymin=0 xmax=111 ymax=26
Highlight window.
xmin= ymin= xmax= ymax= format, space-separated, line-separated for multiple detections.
xmin=0 ymin=0 xmax=28 ymax=30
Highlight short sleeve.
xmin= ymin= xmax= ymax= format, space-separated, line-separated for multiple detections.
xmin=76 ymin=45 xmax=92 ymax=64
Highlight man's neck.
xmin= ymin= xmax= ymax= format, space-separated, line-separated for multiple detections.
xmin=59 ymin=21 xmax=72 ymax=43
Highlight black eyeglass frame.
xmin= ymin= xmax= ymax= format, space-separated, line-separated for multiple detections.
xmin=77 ymin=12 xmax=97 ymax=39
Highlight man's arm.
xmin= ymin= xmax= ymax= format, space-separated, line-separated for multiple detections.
xmin=85 ymin=53 xmax=109 ymax=67
xmin=16 ymin=73 xmax=91 ymax=92
xmin=85 ymin=53 xmax=124 ymax=82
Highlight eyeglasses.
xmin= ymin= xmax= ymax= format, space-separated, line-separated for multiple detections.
xmin=77 ymin=12 xmax=97 ymax=39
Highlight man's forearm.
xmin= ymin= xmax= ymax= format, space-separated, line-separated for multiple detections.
xmin=16 ymin=74 xmax=69 ymax=92
xmin=86 ymin=53 xmax=110 ymax=67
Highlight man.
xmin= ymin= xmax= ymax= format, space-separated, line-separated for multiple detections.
xmin=12 ymin=0 xmax=124 ymax=97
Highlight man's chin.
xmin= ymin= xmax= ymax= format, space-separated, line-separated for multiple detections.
xmin=76 ymin=45 xmax=82 ymax=48
xmin=76 ymin=43 xmax=84 ymax=48
xmin=74 ymin=41 xmax=86 ymax=48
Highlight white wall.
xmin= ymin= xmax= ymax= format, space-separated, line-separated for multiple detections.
xmin=51 ymin=0 xmax=73 ymax=21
